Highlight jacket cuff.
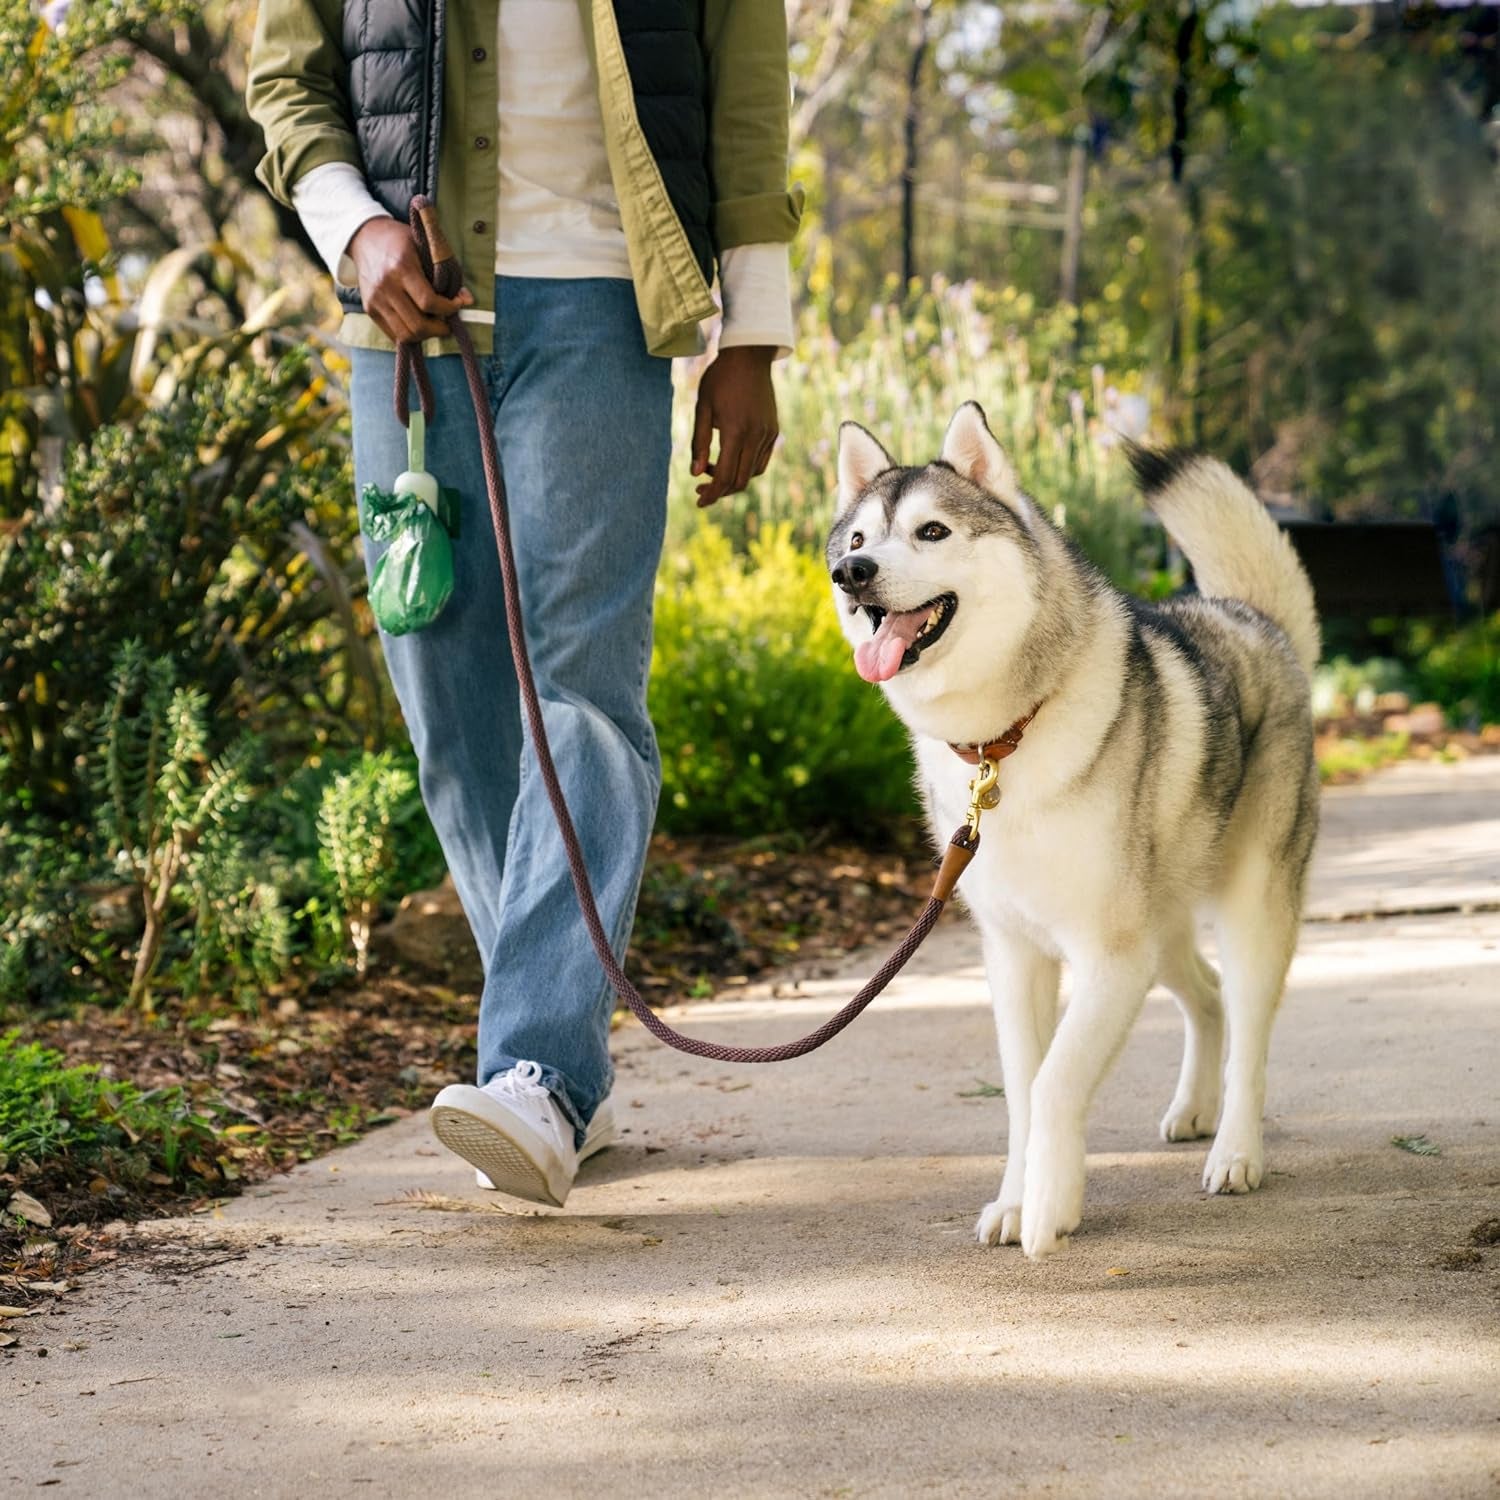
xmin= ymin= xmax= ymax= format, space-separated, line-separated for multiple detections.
xmin=718 ymin=243 xmax=795 ymax=360
xmin=713 ymin=186 xmax=805 ymax=252
xmin=256 ymin=134 xmax=364 ymax=210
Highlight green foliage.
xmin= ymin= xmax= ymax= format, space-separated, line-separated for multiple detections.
xmin=788 ymin=4 xmax=1500 ymax=550
xmin=0 ymin=808 xmax=113 ymax=1009
xmin=1312 ymin=617 xmax=1500 ymax=729
xmin=0 ymin=0 xmax=177 ymax=221
xmin=650 ymin=523 xmax=916 ymax=836
xmin=0 ymin=341 xmax=366 ymax=816
xmin=1198 ymin=12 xmax=1500 ymax=536
xmin=1316 ymin=732 xmax=1410 ymax=787
xmin=0 ymin=0 xmax=189 ymax=507
xmin=317 ymin=751 xmax=419 ymax=973
xmin=1310 ymin=656 xmax=1412 ymax=721
xmin=673 ymin=282 xmax=1160 ymax=592
xmin=1391 ymin=1133 xmax=1441 ymax=1158
xmin=183 ymin=829 xmax=294 ymax=1000
xmin=88 ymin=641 xmax=258 ymax=1004
xmin=1404 ymin=614 xmax=1500 ymax=728
xmin=0 ymin=1030 xmax=216 ymax=1186
xmin=956 ymin=1080 xmax=1005 ymax=1099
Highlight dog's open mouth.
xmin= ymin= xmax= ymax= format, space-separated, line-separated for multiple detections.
xmin=854 ymin=593 xmax=958 ymax=683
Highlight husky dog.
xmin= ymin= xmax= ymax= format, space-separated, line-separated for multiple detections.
xmin=828 ymin=403 xmax=1320 ymax=1259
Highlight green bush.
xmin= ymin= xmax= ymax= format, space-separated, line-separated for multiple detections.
xmin=0 ymin=342 xmax=366 ymax=818
xmin=0 ymin=1030 xmax=216 ymax=1187
xmin=1404 ymin=613 xmax=1500 ymax=728
xmin=669 ymin=281 xmax=1160 ymax=592
xmin=0 ymin=810 xmax=115 ymax=1009
xmin=1310 ymin=655 xmax=1412 ymax=720
xmin=89 ymin=641 xmax=259 ymax=1006
xmin=317 ymin=750 xmax=422 ymax=973
xmin=650 ymin=523 xmax=916 ymax=836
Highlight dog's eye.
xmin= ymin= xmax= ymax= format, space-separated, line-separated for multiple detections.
xmin=849 ymin=532 xmax=864 ymax=550
xmin=917 ymin=522 xmax=951 ymax=542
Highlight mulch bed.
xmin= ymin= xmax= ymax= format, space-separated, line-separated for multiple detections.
xmin=2 ymin=829 xmax=929 ymax=1293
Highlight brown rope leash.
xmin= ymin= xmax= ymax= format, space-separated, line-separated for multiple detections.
xmin=394 ymin=198 xmax=997 ymax=1063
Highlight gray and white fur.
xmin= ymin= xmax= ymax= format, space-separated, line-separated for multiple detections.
xmin=827 ymin=403 xmax=1320 ymax=1258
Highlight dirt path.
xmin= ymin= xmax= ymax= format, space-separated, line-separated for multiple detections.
xmin=5 ymin=762 xmax=1499 ymax=1498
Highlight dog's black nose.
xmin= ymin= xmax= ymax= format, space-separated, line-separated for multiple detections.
xmin=831 ymin=554 xmax=878 ymax=591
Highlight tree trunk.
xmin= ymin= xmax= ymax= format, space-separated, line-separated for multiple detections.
xmin=130 ymin=894 xmax=163 ymax=1010
xmin=129 ymin=22 xmax=318 ymax=264
xmin=901 ymin=1 xmax=933 ymax=294
xmin=1169 ymin=4 xmax=1201 ymax=444
xmin=1059 ymin=126 xmax=1088 ymax=307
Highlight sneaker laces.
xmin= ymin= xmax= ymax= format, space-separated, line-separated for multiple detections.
xmin=482 ymin=1059 xmax=551 ymax=1105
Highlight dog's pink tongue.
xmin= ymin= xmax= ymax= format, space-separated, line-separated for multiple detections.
xmin=854 ymin=608 xmax=929 ymax=684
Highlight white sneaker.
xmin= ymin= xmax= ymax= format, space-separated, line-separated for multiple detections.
xmin=428 ymin=1061 xmax=615 ymax=1208
xmin=473 ymin=1096 xmax=616 ymax=1192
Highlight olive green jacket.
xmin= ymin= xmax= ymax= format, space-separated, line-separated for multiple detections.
xmin=248 ymin=0 xmax=803 ymax=357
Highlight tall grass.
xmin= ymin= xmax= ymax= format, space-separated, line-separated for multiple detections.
xmin=668 ymin=280 xmax=1160 ymax=589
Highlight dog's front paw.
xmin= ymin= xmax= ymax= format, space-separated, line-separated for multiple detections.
xmin=975 ymin=1199 xmax=1022 ymax=1246
xmin=1202 ymin=1138 xmax=1263 ymax=1194
xmin=1020 ymin=1139 xmax=1084 ymax=1259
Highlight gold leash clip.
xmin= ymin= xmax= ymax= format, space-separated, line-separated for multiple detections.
xmin=965 ymin=756 xmax=1003 ymax=839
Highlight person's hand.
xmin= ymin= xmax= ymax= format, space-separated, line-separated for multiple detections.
xmin=690 ymin=345 xmax=779 ymax=507
xmin=348 ymin=218 xmax=473 ymax=344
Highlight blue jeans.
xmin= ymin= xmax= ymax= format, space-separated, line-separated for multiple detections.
xmin=350 ymin=278 xmax=673 ymax=1144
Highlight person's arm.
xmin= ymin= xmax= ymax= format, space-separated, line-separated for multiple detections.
xmin=292 ymin=161 xmax=391 ymax=288
xmin=246 ymin=0 xmax=470 ymax=343
xmin=692 ymin=0 xmax=804 ymax=507
xmin=246 ymin=0 xmax=362 ymax=207
xmin=701 ymin=0 xmax=804 ymax=258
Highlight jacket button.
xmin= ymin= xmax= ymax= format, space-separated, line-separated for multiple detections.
xmin=473 ymin=220 xmax=487 ymax=234
xmin=471 ymin=46 xmax=486 ymax=61
xmin=473 ymin=135 xmax=489 ymax=150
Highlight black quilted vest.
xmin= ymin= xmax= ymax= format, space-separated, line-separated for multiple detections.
xmin=339 ymin=0 xmax=713 ymax=308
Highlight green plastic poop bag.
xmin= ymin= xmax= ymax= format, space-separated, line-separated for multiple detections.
xmin=360 ymin=410 xmax=459 ymax=636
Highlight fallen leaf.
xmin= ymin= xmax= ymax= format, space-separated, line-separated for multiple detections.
xmin=957 ymin=1080 xmax=1005 ymax=1099
xmin=1391 ymin=1133 xmax=1441 ymax=1156
xmin=1106 ymin=1267 xmax=1130 ymax=1277
xmin=6 ymin=1191 xmax=52 ymax=1227
xmin=0 ymin=1332 xmax=16 ymax=1347
xmin=0 ymin=1306 xmax=32 ymax=1317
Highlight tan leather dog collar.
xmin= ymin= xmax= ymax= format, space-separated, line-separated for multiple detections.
xmin=949 ymin=704 xmax=1042 ymax=766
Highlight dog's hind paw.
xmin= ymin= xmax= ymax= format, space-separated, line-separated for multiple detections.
xmin=1160 ymin=1096 xmax=1219 ymax=1142
xmin=1202 ymin=1143 xmax=1263 ymax=1194
xmin=975 ymin=1200 xmax=1021 ymax=1246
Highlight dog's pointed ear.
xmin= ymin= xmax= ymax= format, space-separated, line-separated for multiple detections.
xmin=837 ymin=422 xmax=894 ymax=512
xmin=941 ymin=402 xmax=1021 ymax=505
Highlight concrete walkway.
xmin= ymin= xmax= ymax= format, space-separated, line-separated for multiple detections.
xmin=7 ymin=762 xmax=1499 ymax=1498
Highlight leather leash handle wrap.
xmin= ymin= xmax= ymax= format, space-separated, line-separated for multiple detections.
xmin=393 ymin=203 xmax=464 ymax=429
xmin=398 ymin=197 xmax=976 ymax=1063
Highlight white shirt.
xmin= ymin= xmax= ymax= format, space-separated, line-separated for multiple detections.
xmin=292 ymin=0 xmax=793 ymax=352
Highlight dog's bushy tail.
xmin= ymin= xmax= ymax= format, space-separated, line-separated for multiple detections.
xmin=1127 ymin=446 xmax=1320 ymax=676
